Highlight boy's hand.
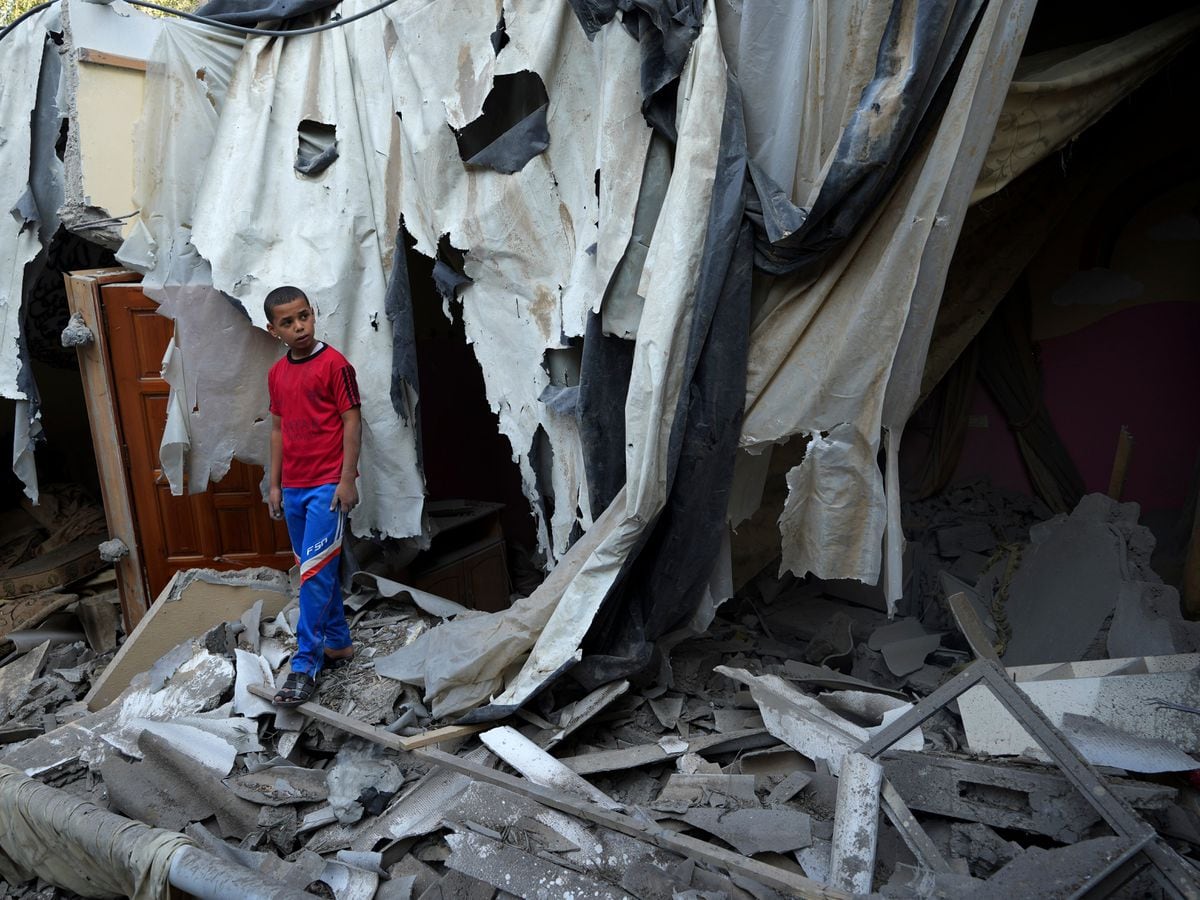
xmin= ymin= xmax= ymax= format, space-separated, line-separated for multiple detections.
xmin=331 ymin=479 xmax=358 ymax=513
xmin=268 ymin=486 xmax=283 ymax=520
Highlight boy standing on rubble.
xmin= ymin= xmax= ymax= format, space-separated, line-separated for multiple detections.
xmin=263 ymin=285 xmax=361 ymax=707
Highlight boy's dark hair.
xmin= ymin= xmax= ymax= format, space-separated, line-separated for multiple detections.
xmin=264 ymin=286 xmax=309 ymax=323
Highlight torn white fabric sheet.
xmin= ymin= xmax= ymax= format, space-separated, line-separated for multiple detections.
xmin=12 ymin=401 xmax=42 ymax=504
xmin=741 ymin=0 xmax=1023 ymax=596
xmin=0 ymin=9 xmax=52 ymax=402
xmin=390 ymin=0 xmax=651 ymax=557
xmin=727 ymin=0 xmax=890 ymax=210
xmin=153 ymin=285 xmax=280 ymax=494
xmin=484 ymin=2 xmax=728 ymax=713
xmin=183 ymin=11 xmax=423 ymax=539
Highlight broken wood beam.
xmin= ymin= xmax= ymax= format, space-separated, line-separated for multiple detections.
xmin=245 ymin=684 xmax=486 ymax=751
xmin=416 ymin=745 xmax=851 ymax=900
xmin=1107 ymin=425 xmax=1134 ymax=501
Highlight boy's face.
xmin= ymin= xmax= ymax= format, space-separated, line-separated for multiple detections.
xmin=267 ymin=298 xmax=317 ymax=356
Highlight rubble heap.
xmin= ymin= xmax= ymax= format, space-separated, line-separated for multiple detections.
xmin=1 ymin=487 xmax=1199 ymax=899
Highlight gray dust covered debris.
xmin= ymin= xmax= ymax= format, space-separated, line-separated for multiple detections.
xmin=4 ymin=485 xmax=1200 ymax=900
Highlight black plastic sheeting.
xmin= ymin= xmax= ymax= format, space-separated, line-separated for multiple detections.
xmin=746 ymin=0 xmax=987 ymax=276
xmin=382 ymin=222 xmax=421 ymax=437
xmin=576 ymin=310 xmax=634 ymax=518
xmin=193 ymin=0 xmax=339 ymax=25
xmin=567 ymin=0 xmax=702 ymax=143
xmin=572 ymin=78 xmax=753 ymax=689
xmin=453 ymin=71 xmax=550 ymax=175
xmin=555 ymin=0 xmax=993 ymax=689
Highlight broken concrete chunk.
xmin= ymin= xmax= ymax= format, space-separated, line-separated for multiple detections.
xmin=653 ymin=773 xmax=757 ymax=811
xmin=445 ymin=830 xmax=625 ymax=899
xmin=1108 ymin=580 xmax=1200 ymax=659
xmin=1002 ymin=495 xmax=1136 ymax=666
xmin=233 ymin=649 xmax=277 ymax=718
xmin=868 ymin=620 xmax=942 ymax=677
xmin=882 ymin=750 xmax=1173 ymax=841
xmin=238 ymin=598 xmax=264 ymax=653
xmin=959 ymin=654 xmax=1200 ymax=758
xmin=935 ymin=522 xmax=996 ymax=557
xmin=1059 ymin=713 xmax=1199 ymax=773
xmin=969 ymin=836 xmax=1130 ymax=900
xmin=948 ymin=822 xmax=1020 ymax=879
xmin=0 ymin=641 xmax=49 ymax=720
xmin=767 ymin=771 xmax=813 ymax=807
xmin=648 ymin=694 xmax=684 ymax=730
xmin=227 ymin=765 xmax=330 ymax=805
xmin=327 ymin=741 xmax=406 ymax=825
xmin=679 ymin=807 xmax=812 ymax=856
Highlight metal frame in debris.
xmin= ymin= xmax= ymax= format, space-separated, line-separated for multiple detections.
xmin=855 ymin=659 xmax=1200 ymax=900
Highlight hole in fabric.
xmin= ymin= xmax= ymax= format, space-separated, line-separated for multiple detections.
xmin=542 ymin=343 xmax=582 ymax=387
xmin=295 ymin=119 xmax=338 ymax=176
xmin=452 ymin=70 xmax=549 ymax=174
xmin=491 ymin=8 xmax=509 ymax=55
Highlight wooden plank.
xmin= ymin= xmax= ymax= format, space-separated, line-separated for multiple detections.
xmin=64 ymin=269 xmax=150 ymax=629
xmin=77 ymin=47 xmax=149 ymax=72
xmin=417 ymin=745 xmax=850 ymax=900
xmin=1107 ymin=426 xmax=1134 ymax=501
xmin=246 ymin=683 xmax=486 ymax=751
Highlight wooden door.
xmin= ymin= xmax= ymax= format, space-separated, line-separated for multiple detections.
xmin=102 ymin=283 xmax=292 ymax=595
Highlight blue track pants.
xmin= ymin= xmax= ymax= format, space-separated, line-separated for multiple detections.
xmin=283 ymin=483 xmax=352 ymax=677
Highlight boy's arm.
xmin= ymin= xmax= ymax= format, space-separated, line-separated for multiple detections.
xmin=331 ymin=407 xmax=361 ymax=513
xmin=268 ymin=414 xmax=283 ymax=520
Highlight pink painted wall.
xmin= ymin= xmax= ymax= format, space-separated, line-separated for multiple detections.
xmin=952 ymin=301 xmax=1200 ymax=511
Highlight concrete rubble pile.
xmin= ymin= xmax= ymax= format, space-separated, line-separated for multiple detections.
xmin=1 ymin=485 xmax=1199 ymax=899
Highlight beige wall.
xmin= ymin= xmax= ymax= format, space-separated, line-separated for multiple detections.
xmin=75 ymin=61 xmax=144 ymax=237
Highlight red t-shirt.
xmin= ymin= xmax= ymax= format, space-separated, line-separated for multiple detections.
xmin=268 ymin=343 xmax=360 ymax=488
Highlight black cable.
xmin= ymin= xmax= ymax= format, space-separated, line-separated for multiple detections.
xmin=1 ymin=0 xmax=400 ymax=43
xmin=0 ymin=0 xmax=59 ymax=42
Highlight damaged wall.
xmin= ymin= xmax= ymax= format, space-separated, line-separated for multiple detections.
xmin=943 ymin=54 xmax=1200 ymax=515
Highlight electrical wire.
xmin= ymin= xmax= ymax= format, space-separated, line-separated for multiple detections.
xmin=0 ymin=0 xmax=58 ymax=42
xmin=1 ymin=0 xmax=400 ymax=43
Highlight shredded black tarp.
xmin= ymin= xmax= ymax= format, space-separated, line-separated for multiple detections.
xmin=556 ymin=0 xmax=994 ymax=690
xmin=576 ymin=310 xmax=634 ymax=518
xmin=382 ymin=222 xmax=420 ymax=436
xmin=193 ymin=0 xmax=338 ymax=25
xmin=746 ymin=0 xmax=987 ymax=277
xmin=572 ymin=76 xmax=752 ymax=689
xmin=567 ymin=0 xmax=702 ymax=143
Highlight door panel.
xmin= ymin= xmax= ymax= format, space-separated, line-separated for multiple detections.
xmin=102 ymin=283 xmax=292 ymax=595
